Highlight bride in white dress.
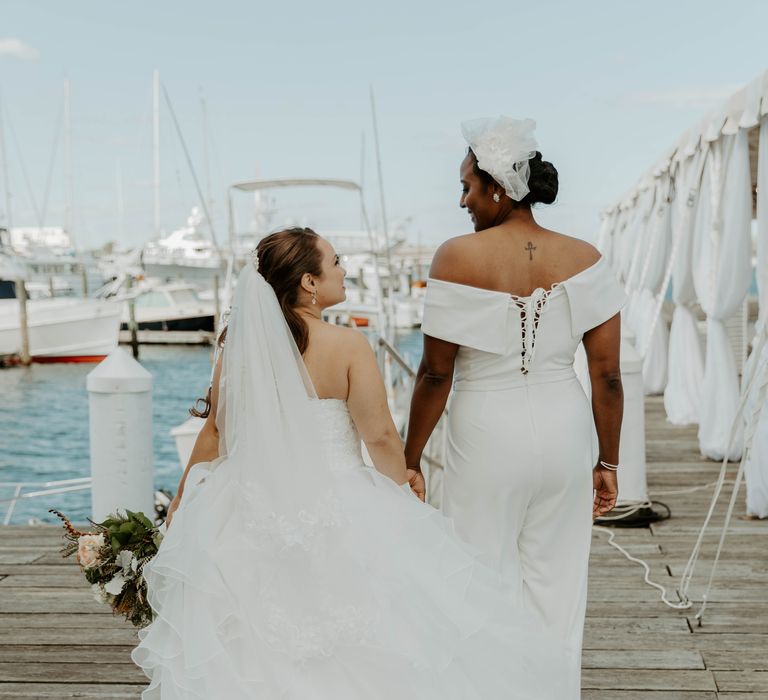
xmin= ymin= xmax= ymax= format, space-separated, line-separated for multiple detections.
xmin=132 ymin=227 xmax=571 ymax=699
xmin=404 ymin=118 xmax=627 ymax=697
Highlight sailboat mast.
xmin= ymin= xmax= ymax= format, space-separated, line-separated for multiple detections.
xmin=200 ymin=91 xmax=214 ymax=226
xmin=153 ymin=70 xmax=161 ymax=237
xmin=369 ymin=87 xmax=396 ymax=337
xmin=0 ymin=95 xmax=13 ymax=233
xmin=116 ymin=160 xmax=124 ymax=240
xmin=63 ymin=79 xmax=74 ymax=248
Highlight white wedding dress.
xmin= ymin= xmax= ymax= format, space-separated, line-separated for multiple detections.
xmin=422 ymin=256 xmax=627 ymax=694
xmin=132 ymin=264 xmax=572 ymax=699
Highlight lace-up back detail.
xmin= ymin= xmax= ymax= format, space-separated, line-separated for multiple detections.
xmin=511 ymin=284 xmax=561 ymax=375
xmin=421 ymin=256 xmax=628 ymax=391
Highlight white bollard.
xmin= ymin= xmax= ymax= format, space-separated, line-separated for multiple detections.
xmin=616 ymin=334 xmax=648 ymax=503
xmin=575 ymin=329 xmax=648 ymax=504
xmin=87 ymin=347 xmax=154 ymax=521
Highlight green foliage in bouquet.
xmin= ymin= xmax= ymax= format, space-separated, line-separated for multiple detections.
xmin=50 ymin=508 xmax=163 ymax=629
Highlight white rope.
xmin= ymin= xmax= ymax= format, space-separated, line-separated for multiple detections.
xmin=689 ymin=330 xmax=768 ymax=622
xmin=596 ymin=327 xmax=768 ymax=616
xmin=678 ymin=325 xmax=768 ymax=609
xmin=594 ymin=501 xmax=652 ymax=521
xmin=652 ymin=480 xmax=734 ymax=496
xmin=595 ymin=479 xmax=734 ymax=524
xmin=592 ymin=478 xmax=732 ymax=610
xmin=592 ymin=525 xmax=691 ymax=610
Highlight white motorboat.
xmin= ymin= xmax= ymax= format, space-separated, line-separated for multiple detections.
xmin=142 ymin=207 xmax=226 ymax=283
xmin=0 ymin=280 xmax=122 ymax=363
xmin=120 ymin=281 xmax=216 ymax=333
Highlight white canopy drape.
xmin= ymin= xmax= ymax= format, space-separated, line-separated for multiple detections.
xmin=744 ymin=115 xmax=768 ymax=517
xmin=664 ymin=149 xmax=707 ymax=424
xmin=601 ymin=69 xmax=767 ymax=475
xmin=636 ymin=176 xmax=673 ymax=395
xmin=692 ymin=131 xmax=752 ymax=461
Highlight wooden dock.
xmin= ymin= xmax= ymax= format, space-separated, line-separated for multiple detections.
xmin=0 ymin=396 xmax=765 ymax=698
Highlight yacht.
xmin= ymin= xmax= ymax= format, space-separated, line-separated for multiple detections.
xmin=0 ymin=253 xmax=122 ymax=362
xmin=142 ymin=207 xmax=226 ymax=283
xmin=119 ymin=280 xmax=216 ymax=333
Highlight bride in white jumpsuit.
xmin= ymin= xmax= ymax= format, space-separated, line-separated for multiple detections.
xmin=405 ymin=117 xmax=626 ymax=695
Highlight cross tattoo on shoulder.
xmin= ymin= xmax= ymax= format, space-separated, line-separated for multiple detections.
xmin=525 ymin=241 xmax=536 ymax=260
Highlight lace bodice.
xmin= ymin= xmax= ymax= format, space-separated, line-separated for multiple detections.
xmin=314 ymin=399 xmax=364 ymax=472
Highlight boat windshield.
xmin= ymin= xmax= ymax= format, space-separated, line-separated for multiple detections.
xmin=0 ymin=280 xmax=16 ymax=299
xmin=170 ymin=289 xmax=200 ymax=306
xmin=135 ymin=291 xmax=172 ymax=308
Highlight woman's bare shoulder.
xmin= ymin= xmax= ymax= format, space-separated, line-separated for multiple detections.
xmin=314 ymin=322 xmax=372 ymax=357
xmin=429 ymin=234 xmax=480 ymax=282
xmin=546 ymin=231 xmax=601 ymax=270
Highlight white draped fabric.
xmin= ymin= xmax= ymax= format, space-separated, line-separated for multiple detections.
xmin=637 ymin=176 xmax=673 ymax=395
xmin=664 ymin=150 xmax=707 ymax=424
xmin=744 ymin=116 xmax=768 ymax=517
xmin=622 ymin=187 xmax=657 ymax=350
xmin=692 ymin=131 xmax=753 ymax=461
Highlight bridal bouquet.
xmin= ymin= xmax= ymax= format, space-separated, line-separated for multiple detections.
xmin=50 ymin=508 xmax=163 ymax=628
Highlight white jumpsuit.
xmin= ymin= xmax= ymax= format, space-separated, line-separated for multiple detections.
xmin=422 ymin=256 xmax=627 ymax=693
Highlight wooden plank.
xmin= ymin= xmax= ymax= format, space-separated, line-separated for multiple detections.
xmin=0 ymin=591 xmax=106 ymax=614
xmin=2 ymin=628 xmax=139 ymax=646
xmin=0 ymin=662 xmax=146 ymax=683
xmin=0 ymin=613 xmax=137 ymax=629
xmin=582 ymin=693 xmax=716 ymax=700
xmin=581 ymin=669 xmax=717 ymax=691
xmin=0 ymin=574 xmax=85 ymax=588
xmin=0 ymin=683 xmax=142 ymax=698
xmin=714 ymin=671 xmax=768 ymax=692
xmin=0 ymin=645 xmax=136 ymax=664
xmin=0 ymin=553 xmax=45 ymax=565
xmin=582 ymin=650 xmax=704 ymax=670
xmin=703 ymin=650 xmax=768 ymax=671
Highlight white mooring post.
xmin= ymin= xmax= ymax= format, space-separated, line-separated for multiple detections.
xmin=87 ymin=348 xmax=154 ymax=522
xmin=615 ymin=333 xmax=648 ymax=504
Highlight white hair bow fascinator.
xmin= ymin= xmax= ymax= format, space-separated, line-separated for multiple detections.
xmin=461 ymin=116 xmax=538 ymax=202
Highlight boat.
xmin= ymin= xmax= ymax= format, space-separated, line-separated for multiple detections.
xmin=119 ymin=280 xmax=216 ymax=333
xmin=141 ymin=207 xmax=226 ymax=283
xmin=0 ymin=258 xmax=122 ymax=363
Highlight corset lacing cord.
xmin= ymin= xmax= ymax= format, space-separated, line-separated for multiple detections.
xmin=511 ymin=283 xmax=560 ymax=375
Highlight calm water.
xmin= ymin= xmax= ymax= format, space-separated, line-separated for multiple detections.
xmin=0 ymin=332 xmax=423 ymax=524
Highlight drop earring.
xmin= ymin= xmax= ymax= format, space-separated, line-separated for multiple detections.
xmin=493 ymin=193 xmax=501 ymax=203
xmin=311 ymin=291 xmax=317 ymax=305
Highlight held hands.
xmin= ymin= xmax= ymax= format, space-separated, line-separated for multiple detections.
xmin=592 ymin=464 xmax=618 ymax=520
xmin=406 ymin=468 xmax=426 ymax=502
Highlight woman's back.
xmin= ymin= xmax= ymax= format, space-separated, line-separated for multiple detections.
xmin=430 ymin=224 xmax=601 ymax=297
xmin=423 ymin=226 xmax=623 ymax=385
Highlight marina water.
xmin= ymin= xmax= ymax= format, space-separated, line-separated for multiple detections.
xmin=0 ymin=331 xmax=423 ymax=524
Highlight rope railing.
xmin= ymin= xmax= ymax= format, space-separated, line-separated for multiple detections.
xmin=0 ymin=477 xmax=92 ymax=525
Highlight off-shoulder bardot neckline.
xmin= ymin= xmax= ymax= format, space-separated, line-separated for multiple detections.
xmin=427 ymin=255 xmax=604 ymax=300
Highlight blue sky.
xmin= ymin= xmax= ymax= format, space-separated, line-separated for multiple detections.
xmin=0 ymin=0 xmax=766 ymax=250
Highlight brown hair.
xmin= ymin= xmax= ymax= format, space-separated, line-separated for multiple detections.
xmin=190 ymin=227 xmax=323 ymax=418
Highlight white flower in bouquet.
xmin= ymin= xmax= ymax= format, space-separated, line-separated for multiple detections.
xmin=91 ymin=582 xmax=113 ymax=605
xmin=77 ymin=534 xmax=105 ymax=569
xmin=104 ymin=572 xmax=128 ymax=596
xmin=117 ymin=549 xmax=138 ymax=577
